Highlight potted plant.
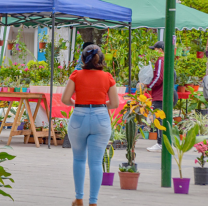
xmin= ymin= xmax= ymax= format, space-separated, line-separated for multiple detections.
xmin=0 ymin=39 xmax=4 ymax=46
xmin=175 ymin=43 xmax=184 ymax=57
xmin=14 ymin=76 xmax=21 ymax=92
xmin=177 ymin=73 xmax=188 ymax=93
xmin=120 ymin=89 xmax=166 ymax=170
xmin=178 ymin=112 xmax=208 ymax=136
xmin=194 ymin=140 xmax=208 ymax=185
xmin=101 ymin=145 xmax=115 ymax=186
xmin=118 ymin=165 xmax=140 ymax=190
xmin=191 ymin=76 xmax=200 ymax=92
xmin=185 ymin=76 xmax=194 ymax=91
xmin=173 ymin=99 xmax=185 ymax=124
xmin=143 ymin=126 xmax=150 ymax=139
xmin=142 ymin=119 xmax=157 ymax=140
xmin=42 ymin=121 xmax=49 ymax=132
xmin=2 ymin=77 xmax=10 ymax=92
xmin=187 ymin=86 xmax=208 ymax=115
xmin=39 ymin=31 xmax=47 ymax=49
xmin=163 ymin=122 xmax=201 ymax=194
xmin=191 ymin=39 xmax=205 ymax=59
xmin=111 ymin=129 xmax=126 ymax=149
xmin=7 ymin=40 xmax=15 ymax=50
xmin=8 ymin=82 xmax=15 ymax=92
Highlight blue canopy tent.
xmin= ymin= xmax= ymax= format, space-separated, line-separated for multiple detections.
xmin=0 ymin=0 xmax=132 ymax=148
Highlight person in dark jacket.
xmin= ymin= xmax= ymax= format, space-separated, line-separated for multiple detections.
xmin=144 ymin=41 xmax=178 ymax=152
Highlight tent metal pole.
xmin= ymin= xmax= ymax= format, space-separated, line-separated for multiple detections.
xmin=161 ymin=0 xmax=176 ymax=187
xmin=48 ymin=12 xmax=55 ymax=149
xmin=128 ymin=23 xmax=131 ymax=94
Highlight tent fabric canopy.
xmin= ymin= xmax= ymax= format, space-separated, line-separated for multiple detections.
xmin=103 ymin=0 xmax=208 ymax=30
xmin=0 ymin=0 xmax=132 ymax=23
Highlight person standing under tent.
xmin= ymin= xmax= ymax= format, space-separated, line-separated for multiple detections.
xmin=61 ymin=44 xmax=119 ymax=206
xmin=143 ymin=41 xmax=178 ymax=152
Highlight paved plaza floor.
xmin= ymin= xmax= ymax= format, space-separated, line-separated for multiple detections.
xmin=0 ymin=130 xmax=207 ymax=206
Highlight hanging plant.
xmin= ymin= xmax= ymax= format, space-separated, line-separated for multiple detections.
xmin=38 ymin=31 xmax=48 ymax=49
xmin=7 ymin=40 xmax=15 ymax=50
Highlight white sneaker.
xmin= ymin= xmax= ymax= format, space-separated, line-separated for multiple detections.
xmin=147 ymin=143 xmax=162 ymax=152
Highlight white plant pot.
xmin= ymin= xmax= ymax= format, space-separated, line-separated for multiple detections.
xmin=56 ymin=86 xmax=65 ymax=94
xmin=117 ymin=87 xmax=126 ymax=94
xmin=29 ymin=86 xmax=42 ymax=93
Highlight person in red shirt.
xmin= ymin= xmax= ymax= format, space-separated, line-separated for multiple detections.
xmin=145 ymin=41 xmax=164 ymax=152
xmin=61 ymin=45 xmax=119 ymax=206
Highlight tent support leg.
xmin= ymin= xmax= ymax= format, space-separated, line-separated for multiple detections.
xmin=128 ymin=24 xmax=131 ymax=94
xmin=48 ymin=12 xmax=55 ymax=149
xmin=161 ymin=0 xmax=176 ymax=187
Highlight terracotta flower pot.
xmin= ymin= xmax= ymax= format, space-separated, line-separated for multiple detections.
xmin=7 ymin=43 xmax=14 ymax=50
xmin=8 ymin=87 xmax=15 ymax=92
xmin=118 ymin=172 xmax=140 ymax=190
xmin=173 ymin=116 xmax=182 ymax=124
xmin=39 ymin=42 xmax=46 ymax=49
xmin=0 ymin=40 xmax=4 ymax=46
xmin=193 ymin=85 xmax=199 ymax=92
xmin=185 ymin=84 xmax=194 ymax=92
xmin=149 ymin=132 xmax=157 ymax=140
xmin=177 ymin=86 xmax=186 ymax=93
xmin=196 ymin=51 xmax=204 ymax=58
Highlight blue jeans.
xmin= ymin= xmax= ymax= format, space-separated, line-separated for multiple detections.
xmin=68 ymin=107 xmax=111 ymax=204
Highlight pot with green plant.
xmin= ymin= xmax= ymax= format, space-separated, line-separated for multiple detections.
xmin=2 ymin=77 xmax=10 ymax=92
xmin=102 ymin=145 xmax=115 ymax=186
xmin=194 ymin=140 xmax=208 ymax=185
xmin=163 ymin=122 xmax=206 ymax=194
xmin=192 ymin=39 xmax=205 ymax=59
xmin=14 ymin=76 xmax=21 ymax=92
xmin=185 ymin=76 xmax=194 ymax=91
xmin=118 ymin=164 xmax=140 ymax=190
xmin=178 ymin=112 xmax=208 ymax=136
xmin=142 ymin=119 xmax=157 ymax=140
xmin=39 ymin=31 xmax=47 ymax=49
xmin=7 ymin=40 xmax=15 ymax=50
xmin=177 ymin=73 xmax=188 ymax=93
xmin=187 ymin=86 xmax=208 ymax=115
xmin=191 ymin=76 xmax=200 ymax=92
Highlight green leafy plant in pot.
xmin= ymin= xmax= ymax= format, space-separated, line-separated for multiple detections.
xmin=101 ymin=145 xmax=114 ymax=186
xmin=163 ymin=122 xmax=205 ymax=194
xmin=187 ymin=86 xmax=208 ymax=115
xmin=177 ymin=73 xmax=188 ymax=93
xmin=194 ymin=140 xmax=208 ymax=185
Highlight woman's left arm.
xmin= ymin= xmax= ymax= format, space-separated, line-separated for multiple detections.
xmin=61 ymin=79 xmax=75 ymax=106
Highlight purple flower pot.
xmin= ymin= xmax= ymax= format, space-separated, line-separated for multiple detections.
xmin=17 ymin=122 xmax=25 ymax=130
xmin=26 ymin=88 xmax=30 ymax=93
xmin=206 ymin=51 xmax=208 ymax=58
xmin=0 ymin=87 xmax=2 ymax=92
xmin=101 ymin=172 xmax=114 ymax=186
xmin=173 ymin=178 xmax=190 ymax=194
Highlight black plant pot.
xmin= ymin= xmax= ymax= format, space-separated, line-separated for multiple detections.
xmin=194 ymin=167 xmax=208 ymax=185
xmin=195 ymin=109 xmax=208 ymax=116
xmin=62 ymin=134 xmax=71 ymax=148
xmin=122 ymin=163 xmax=138 ymax=171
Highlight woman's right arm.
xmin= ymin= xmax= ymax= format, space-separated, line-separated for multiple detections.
xmin=61 ymin=79 xmax=75 ymax=106
xmin=106 ymin=85 xmax=119 ymax=109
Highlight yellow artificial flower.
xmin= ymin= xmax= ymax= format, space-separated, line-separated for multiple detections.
xmin=146 ymin=100 xmax=152 ymax=107
xmin=140 ymin=107 xmax=148 ymax=117
xmin=154 ymin=119 xmax=166 ymax=131
xmin=155 ymin=110 xmax=166 ymax=119
xmin=139 ymin=95 xmax=147 ymax=102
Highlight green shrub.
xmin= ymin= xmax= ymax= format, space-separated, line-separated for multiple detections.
xmin=175 ymin=54 xmax=207 ymax=79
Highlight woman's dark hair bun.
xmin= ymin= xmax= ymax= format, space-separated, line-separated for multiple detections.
xmin=82 ymin=45 xmax=104 ymax=70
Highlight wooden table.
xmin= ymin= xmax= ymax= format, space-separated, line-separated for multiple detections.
xmin=0 ymin=92 xmax=57 ymax=148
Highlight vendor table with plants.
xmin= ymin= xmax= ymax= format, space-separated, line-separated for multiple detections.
xmin=0 ymin=92 xmax=57 ymax=147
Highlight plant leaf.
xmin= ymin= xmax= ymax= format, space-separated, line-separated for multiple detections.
xmin=182 ymin=126 xmax=197 ymax=152
xmin=0 ymin=189 xmax=14 ymax=201
xmin=163 ymin=134 xmax=175 ymax=155
xmin=0 ymin=152 xmax=15 ymax=161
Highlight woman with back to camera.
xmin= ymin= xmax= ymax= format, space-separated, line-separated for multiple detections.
xmin=61 ymin=45 xmax=119 ymax=206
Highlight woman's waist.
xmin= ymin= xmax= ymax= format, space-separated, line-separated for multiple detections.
xmin=73 ymin=106 xmax=108 ymax=115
